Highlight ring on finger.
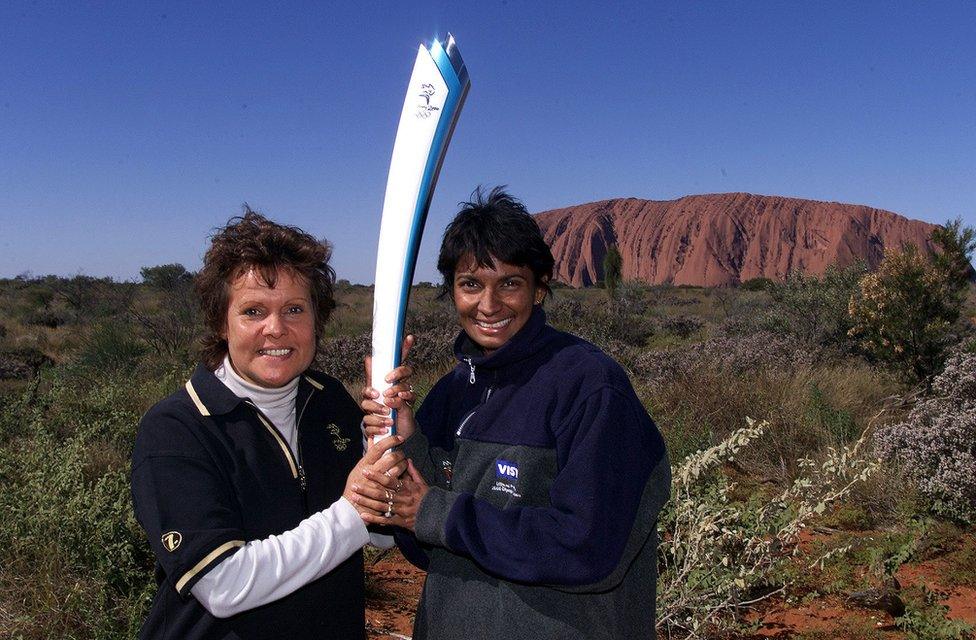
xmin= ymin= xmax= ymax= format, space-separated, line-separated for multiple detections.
xmin=384 ymin=489 xmax=393 ymax=501
xmin=395 ymin=479 xmax=403 ymax=493
xmin=384 ymin=501 xmax=394 ymax=518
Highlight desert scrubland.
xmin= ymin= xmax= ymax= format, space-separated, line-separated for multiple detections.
xmin=1 ymin=228 xmax=974 ymax=639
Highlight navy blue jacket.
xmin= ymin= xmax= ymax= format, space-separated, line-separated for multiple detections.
xmin=131 ymin=365 xmax=365 ymax=640
xmin=399 ymin=306 xmax=670 ymax=639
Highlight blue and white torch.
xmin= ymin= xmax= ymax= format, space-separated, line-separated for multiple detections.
xmin=370 ymin=35 xmax=470 ymax=442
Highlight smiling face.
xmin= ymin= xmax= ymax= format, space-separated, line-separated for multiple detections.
xmin=453 ymin=255 xmax=546 ymax=356
xmin=222 ymin=267 xmax=316 ymax=388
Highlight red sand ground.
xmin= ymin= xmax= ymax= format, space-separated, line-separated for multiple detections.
xmin=365 ymin=553 xmax=423 ymax=640
xmin=366 ymin=536 xmax=976 ymax=639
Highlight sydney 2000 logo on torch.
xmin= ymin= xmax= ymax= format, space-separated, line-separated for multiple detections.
xmin=492 ymin=459 xmax=521 ymax=498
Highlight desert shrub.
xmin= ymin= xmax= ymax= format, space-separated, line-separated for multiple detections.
xmin=128 ymin=265 xmax=199 ymax=362
xmin=317 ymin=303 xmax=460 ymax=394
xmin=896 ymin=584 xmax=973 ymax=640
xmin=930 ymin=217 xmax=976 ymax=295
xmin=657 ymin=418 xmax=879 ymax=637
xmin=634 ymin=335 xmax=899 ymax=475
xmin=77 ymin=322 xmax=147 ymax=372
xmin=139 ymin=263 xmax=193 ymax=289
xmin=0 ymin=367 xmax=171 ymax=638
xmin=0 ymin=346 xmax=54 ymax=380
xmin=632 ymin=331 xmax=817 ymax=387
xmin=317 ymin=332 xmax=371 ymax=385
xmin=661 ymin=315 xmax=705 ymax=339
xmin=24 ymin=308 xmax=70 ymax=328
xmin=547 ymin=293 xmax=654 ymax=349
xmin=740 ymin=276 xmax=774 ymax=291
xmin=53 ymin=274 xmax=134 ymax=319
xmin=874 ymin=350 xmax=976 ymax=523
xmin=849 ymin=245 xmax=960 ymax=381
xmin=762 ymin=264 xmax=866 ymax=348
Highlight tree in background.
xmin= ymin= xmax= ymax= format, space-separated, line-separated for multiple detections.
xmin=765 ymin=265 xmax=866 ymax=348
xmin=930 ymin=217 xmax=976 ymax=297
xmin=603 ymin=244 xmax=623 ymax=300
xmin=848 ymin=220 xmax=975 ymax=382
xmin=139 ymin=263 xmax=193 ymax=290
xmin=848 ymin=245 xmax=958 ymax=382
xmin=130 ymin=264 xmax=198 ymax=360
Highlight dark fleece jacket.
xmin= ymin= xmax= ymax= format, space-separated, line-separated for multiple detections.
xmin=398 ymin=306 xmax=670 ymax=640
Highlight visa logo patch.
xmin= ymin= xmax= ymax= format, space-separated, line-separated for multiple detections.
xmin=495 ymin=459 xmax=519 ymax=480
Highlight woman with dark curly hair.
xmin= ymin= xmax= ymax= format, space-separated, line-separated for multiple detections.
xmin=132 ymin=209 xmax=414 ymax=640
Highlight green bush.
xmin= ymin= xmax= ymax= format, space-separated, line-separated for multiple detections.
xmin=849 ymin=245 xmax=959 ymax=381
xmin=763 ymin=264 xmax=866 ymax=348
xmin=77 ymin=323 xmax=147 ymax=373
xmin=740 ymin=276 xmax=774 ymax=291
xmin=0 ymin=368 xmax=169 ymax=639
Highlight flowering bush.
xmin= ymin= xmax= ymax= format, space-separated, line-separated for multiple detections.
xmin=874 ymin=350 xmax=976 ymax=522
xmin=848 ymin=245 xmax=959 ymax=381
xmin=632 ymin=331 xmax=817 ymax=388
xmin=657 ymin=417 xmax=879 ymax=637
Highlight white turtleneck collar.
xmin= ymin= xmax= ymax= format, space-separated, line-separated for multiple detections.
xmin=215 ymin=354 xmax=300 ymax=458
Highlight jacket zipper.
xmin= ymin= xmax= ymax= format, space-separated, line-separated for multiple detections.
xmin=456 ymin=363 xmax=494 ymax=437
xmin=455 ymin=410 xmax=477 ymax=437
xmin=295 ymin=392 xmax=314 ymax=498
xmin=246 ymin=401 xmax=307 ymax=512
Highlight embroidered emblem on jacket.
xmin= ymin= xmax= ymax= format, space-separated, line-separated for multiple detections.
xmin=326 ymin=423 xmax=350 ymax=451
xmin=492 ymin=459 xmax=521 ymax=498
xmin=162 ymin=531 xmax=182 ymax=552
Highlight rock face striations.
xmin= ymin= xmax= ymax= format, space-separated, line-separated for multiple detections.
xmin=534 ymin=193 xmax=938 ymax=287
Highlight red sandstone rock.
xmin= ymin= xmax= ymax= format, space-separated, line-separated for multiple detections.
xmin=534 ymin=193 xmax=938 ymax=287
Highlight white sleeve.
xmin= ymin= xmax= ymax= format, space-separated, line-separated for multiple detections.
xmin=191 ymin=497 xmax=369 ymax=618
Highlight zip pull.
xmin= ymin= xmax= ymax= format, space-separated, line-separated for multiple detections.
xmin=298 ymin=465 xmax=307 ymax=492
xmin=465 ymin=357 xmax=476 ymax=384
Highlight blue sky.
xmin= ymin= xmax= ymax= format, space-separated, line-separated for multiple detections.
xmin=2 ymin=1 xmax=974 ymax=283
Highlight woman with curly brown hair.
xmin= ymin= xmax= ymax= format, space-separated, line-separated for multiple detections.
xmin=131 ymin=209 xmax=415 ymax=640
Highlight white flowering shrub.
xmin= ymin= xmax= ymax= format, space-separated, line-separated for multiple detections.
xmin=875 ymin=350 xmax=976 ymax=523
xmin=657 ymin=418 xmax=879 ymax=638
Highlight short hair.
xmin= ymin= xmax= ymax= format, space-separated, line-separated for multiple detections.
xmin=437 ymin=186 xmax=554 ymax=298
xmin=195 ymin=206 xmax=336 ymax=369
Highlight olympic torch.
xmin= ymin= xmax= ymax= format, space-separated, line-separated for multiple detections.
xmin=370 ymin=35 xmax=470 ymax=443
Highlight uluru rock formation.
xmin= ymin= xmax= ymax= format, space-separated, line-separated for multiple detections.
xmin=534 ymin=193 xmax=938 ymax=287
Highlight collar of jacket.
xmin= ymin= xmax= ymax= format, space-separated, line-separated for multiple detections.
xmin=183 ymin=363 xmax=322 ymax=417
xmin=452 ymin=304 xmax=552 ymax=371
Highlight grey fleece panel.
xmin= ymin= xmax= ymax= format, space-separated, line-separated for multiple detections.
xmin=450 ymin=439 xmax=557 ymax=509
xmin=414 ymin=534 xmax=659 ymax=640
xmin=409 ymin=430 xmax=669 ymax=639
xmin=558 ymin=451 xmax=671 ymax=593
xmin=415 ymin=486 xmax=460 ymax=549
xmin=401 ymin=431 xmax=456 ymax=489
xmin=400 ymin=432 xmax=438 ymax=484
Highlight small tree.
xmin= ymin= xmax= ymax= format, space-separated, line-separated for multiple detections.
xmin=140 ymin=264 xmax=193 ymax=290
xmin=764 ymin=264 xmax=866 ymax=348
xmin=848 ymin=245 xmax=958 ymax=381
xmin=602 ymin=244 xmax=623 ymax=300
xmin=130 ymin=264 xmax=198 ymax=361
xmin=930 ymin=217 xmax=976 ymax=296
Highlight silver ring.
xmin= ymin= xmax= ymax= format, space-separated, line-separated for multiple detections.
xmin=384 ymin=502 xmax=394 ymax=518
xmin=385 ymin=489 xmax=393 ymax=501
xmin=395 ymin=479 xmax=403 ymax=493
